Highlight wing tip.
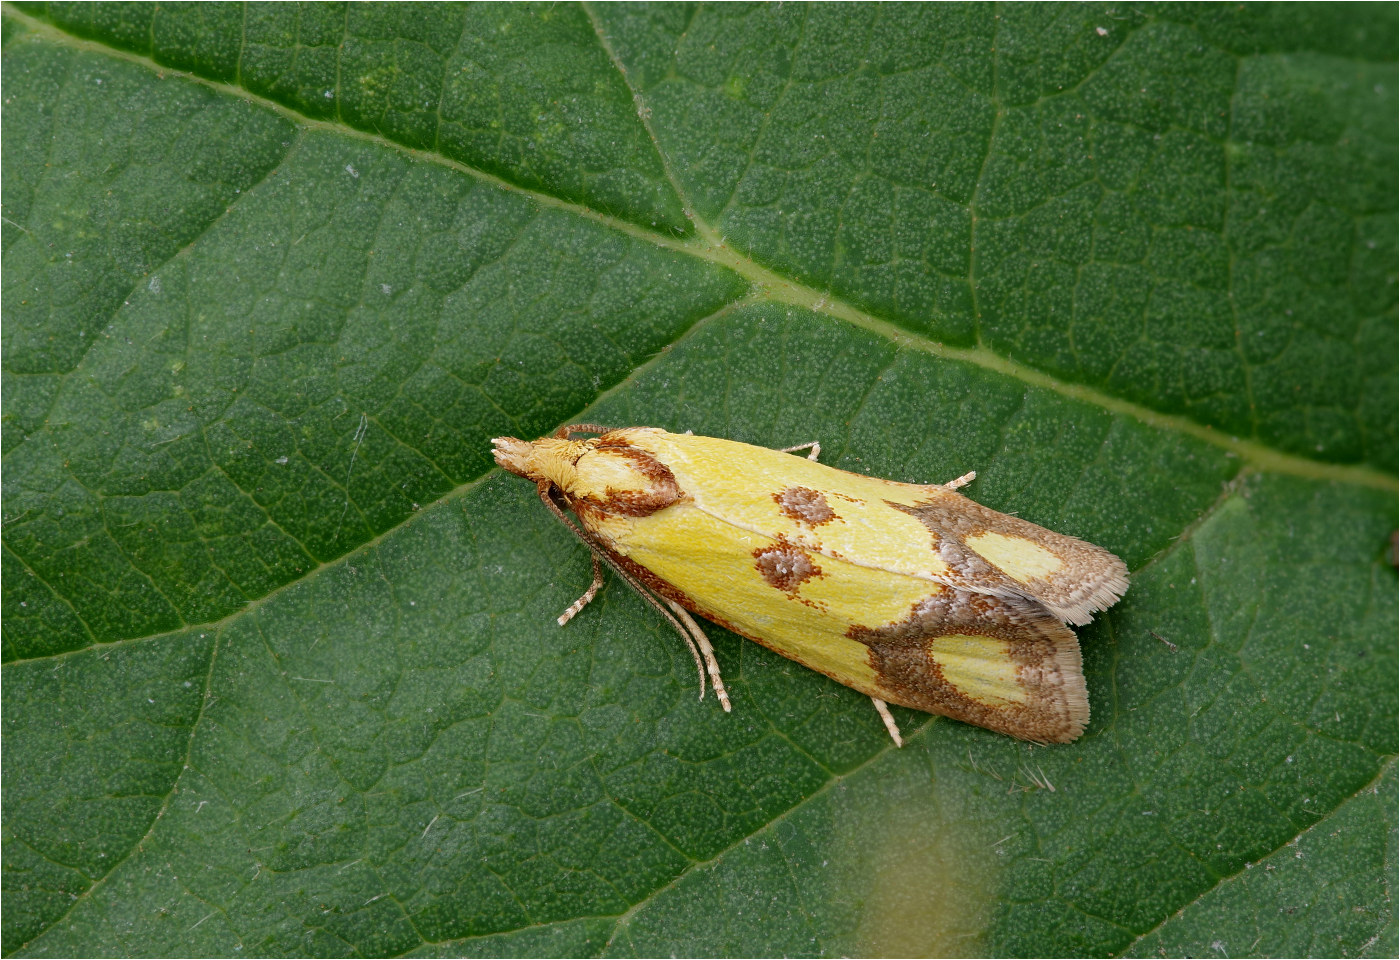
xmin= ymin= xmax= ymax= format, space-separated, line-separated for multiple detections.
xmin=1045 ymin=557 xmax=1130 ymax=626
xmin=1050 ymin=630 xmax=1090 ymax=743
xmin=996 ymin=596 xmax=1091 ymax=744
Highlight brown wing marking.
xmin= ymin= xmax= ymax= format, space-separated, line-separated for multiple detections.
xmin=773 ymin=486 xmax=839 ymax=526
xmin=892 ymin=496 xmax=1128 ymax=626
xmin=752 ymin=538 xmax=823 ymax=595
xmin=847 ymin=590 xmax=1088 ymax=743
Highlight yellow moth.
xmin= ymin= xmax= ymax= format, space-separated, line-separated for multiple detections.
xmin=492 ymin=425 xmax=1127 ymax=745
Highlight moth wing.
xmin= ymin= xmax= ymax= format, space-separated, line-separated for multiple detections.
xmin=900 ymin=493 xmax=1128 ymax=625
xmin=853 ymin=588 xmax=1088 ymax=743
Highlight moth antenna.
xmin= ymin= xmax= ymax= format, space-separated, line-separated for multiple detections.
xmin=535 ymin=483 xmax=708 ymax=696
xmin=536 ymin=481 xmax=592 ymax=545
xmin=870 ymin=697 xmax=904 ymax=747
xmin=664 ymin=599 xmax=731 ymax=712
xmin=554 ymin=423 xmax=614 ymax=439
xmin=603 ymin=558 xmax=707 ymax=700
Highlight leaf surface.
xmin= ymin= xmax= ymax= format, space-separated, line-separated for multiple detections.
xmin=3 ymin=4 xmax=1395 ymax=957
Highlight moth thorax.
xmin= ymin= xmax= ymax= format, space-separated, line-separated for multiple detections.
xmin=570 ymin=441 xmax=682 ymax=517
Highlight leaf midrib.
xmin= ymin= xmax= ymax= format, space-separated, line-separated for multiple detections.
xmin=4 ymin=12 xmax=1395 ymax=956
xmin=5 ymin=6 xmax=1393 ymax=496
xmin=3 ymin=5 xmax=1393 ymax=667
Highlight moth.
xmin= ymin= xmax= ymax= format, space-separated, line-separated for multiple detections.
xmin=492 ymin=425 xmax=1128 ymax=745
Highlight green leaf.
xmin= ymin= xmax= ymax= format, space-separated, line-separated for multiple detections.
xmin=3 ymin=4 xmax=1394 ymax=956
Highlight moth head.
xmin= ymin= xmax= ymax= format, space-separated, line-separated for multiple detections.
xmin=493 ymin=432 xmax=682 ymax=517
xmin=492 ymin=436 xmax=592 ymax=492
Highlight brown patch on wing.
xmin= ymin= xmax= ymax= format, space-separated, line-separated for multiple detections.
xmin=847 ymin=590 xmax=1088 ymax=743
xmin=753 ymin=538 xmax=822 ymax=594
xmin=891 ymin=495 xmax=1128 ymax=626
xmin=889 ymin=501 xmax=1010 ymax=581
xmin=595 ymin=544 xmax=856 ymax=687
xmin=774 ymin=486 xmax=838 ymax=527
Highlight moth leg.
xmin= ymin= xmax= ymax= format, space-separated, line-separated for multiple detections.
xmin=870 ymin=697 xmax=904 ymax=748
xmin=779 ymin=441 xmax=822 ymax=461
xmin=535 ymin=480 xmax=710 ymax=698
xmin=664 ymin=599 xmax=732 ymax=713
xmin=584 ymin=549 xmax=710 ymax=701
xmin=584 ymin=549 xmax=708 ymax=700
xmin=942 ymin=470 xmax=977 ymax=490
xmin=557 ymin=553 xmax=604 ymax=626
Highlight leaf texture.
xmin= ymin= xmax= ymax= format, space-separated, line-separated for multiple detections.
xmin=3 ymin=4 xmax=1395 ymax=957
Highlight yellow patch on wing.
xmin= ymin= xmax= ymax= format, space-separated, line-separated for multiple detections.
xmin=847 ymin=590 xmax=1089 ymax=742
xmin=600 ymin=500 xmax=951 ymax=697
xmin=925 ymin=634 xmax=1027 ymax=707
xmin=618 ymin=429 xmax=957 ymax=580
xmin=964 ymin=531 xmax=1064 ymax=583
xmin=895 ymin=488 xmax=1129 ymax=626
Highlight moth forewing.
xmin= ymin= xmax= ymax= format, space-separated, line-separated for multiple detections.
xmin=491 ymin=426 xmax=1128 ymax=745
xmin=896 ymin=493 xmax=1129 ymax=625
